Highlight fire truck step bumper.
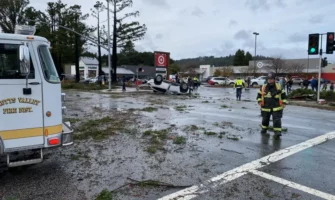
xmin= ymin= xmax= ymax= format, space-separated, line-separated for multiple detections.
xmin=7 ymin=149 xmax=43 ymax=167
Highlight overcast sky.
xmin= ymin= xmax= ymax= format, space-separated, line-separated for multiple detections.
xmin=30 ymin=0 xmax=335 ymax=61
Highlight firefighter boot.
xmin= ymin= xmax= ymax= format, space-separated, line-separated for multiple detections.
xmin=274 ymin=131 xmax=282 ymax=137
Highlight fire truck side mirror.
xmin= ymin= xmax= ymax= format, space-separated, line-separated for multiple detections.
xmin=19 ymin=45 xmax=30 ymax=75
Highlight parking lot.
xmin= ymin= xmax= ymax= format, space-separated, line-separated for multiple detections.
xmin=0 ymin=86 xmax=334 ymax=200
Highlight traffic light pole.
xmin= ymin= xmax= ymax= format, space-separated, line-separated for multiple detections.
xmin=317 ymin=33 xmax=325 ymax=102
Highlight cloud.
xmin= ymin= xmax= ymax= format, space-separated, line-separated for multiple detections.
xmin=191 ymin=7 xmax=204 ymax=17
xmin=223 ymin=41 xmax=234 ymax=49
xmin=234 ymin=30 xmax=251 ymax=40
xmin=229 ymin=19 xmax=238 ymax=27
xmin=245 ymin=0 xmax=286 ymax=11
xmin=309 ymin=15 xmax=323 ymax=24
xmin=288 ymin=33 xmax=306 ymax=43
xmin=141 ymin=0 xmax=169 ymax=8
xmin=245 ymin=0 xmax=270 ymax=11
xmin=155 ymin=34 xmax=163 ymax=39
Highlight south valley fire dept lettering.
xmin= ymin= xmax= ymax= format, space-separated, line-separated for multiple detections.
xmin=18 ymin=97 xmax=40 ymax=106
xmin=0 ymin=98 xmax=16 ymax=106
xmin=1 ymin=97 xmax=40 ymax=114
xmin=3 ymin=108 xmax=17 ymax=114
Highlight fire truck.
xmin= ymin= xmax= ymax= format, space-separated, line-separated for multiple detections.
xmin=0 ymin=25 xmax=73 ymax=167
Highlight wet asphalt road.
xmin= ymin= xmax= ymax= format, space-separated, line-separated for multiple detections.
xmin=0 ymin=86 xmax=334 ymax=200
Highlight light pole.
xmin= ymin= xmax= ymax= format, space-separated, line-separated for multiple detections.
xmin=107 ymin=0 xmax=112 ymax=90
xmin=253 ymin=32 xmax=259 ymax=77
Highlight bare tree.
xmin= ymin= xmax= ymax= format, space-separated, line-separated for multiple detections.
xmin=290 ymin=62 xmax=305 ymax=74
xmin=239 ymin=66 xmax=256 ymax=76
xmin=267 ymin=56 xmax=288 ymax=74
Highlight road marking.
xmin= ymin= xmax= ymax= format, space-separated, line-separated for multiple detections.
xmin=250 ymin=170 xmax=335 ymax=200
xmin=158 ymin=131 xmax=335 ymax=200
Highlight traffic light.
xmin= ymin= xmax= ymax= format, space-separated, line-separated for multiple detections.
xmin=308 ymin=34 xmax=319 ymax=55
xmin=322 ymin=57 xmax=328 ymax=67
xmin=326 ymin=32 xmax=334 ymax=54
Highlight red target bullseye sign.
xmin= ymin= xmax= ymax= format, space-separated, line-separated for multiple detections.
xmin=155 ymin=53 xmax=168 ymax=67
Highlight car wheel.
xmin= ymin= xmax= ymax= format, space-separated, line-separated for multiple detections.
xmin=154 ymin=74 xmax=163 ymax=85
xmin=214 ymin=82 xmax=218 ymax=85
xmin=180 ymin=82 xmax=189 ymax=93
xmin=252 ymin=82 xmax=258 ymax=87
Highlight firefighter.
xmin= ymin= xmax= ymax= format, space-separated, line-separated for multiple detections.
xmin=193 ymin=76 xmax=199 ymax=90
xmin=257 ymin=73 xmax=287 ymax=137
xmin=234 ymin=77 xmax=245 ymax=101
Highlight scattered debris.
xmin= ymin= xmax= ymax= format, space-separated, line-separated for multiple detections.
xmin=175 ymin=105 xmax=187 ymax=111
xmin=221 ymin=105 xmax=229 ymax=108
xmin=227 ymin=135 xmax=240 ymax=141
xmin=96 ymin=189 xmax=113 ymax=200
xmin=173 ymin=136 xmax=186 ymax=145
xmin=204 ymin=131 xmax=216 ymax=136
xmin=221 ymin=148 xmax=243 ymax=155
xmin=141 ymin=107 xmax=158 ymax=112
xmin=202 ymin=100 xmax=209 ymax=103
xmin=242 ymin=107 xmax=247 ymax=109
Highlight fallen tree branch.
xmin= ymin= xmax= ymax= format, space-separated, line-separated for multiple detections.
xmin=110 ymin=177 xmax=192 ymax=193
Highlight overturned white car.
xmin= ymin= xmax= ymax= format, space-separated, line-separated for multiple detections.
xmin=147 ymin=75 xmax=192 ymax=94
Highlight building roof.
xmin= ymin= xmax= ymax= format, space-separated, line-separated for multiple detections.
xmin=102 ymin=67 xmax=134 ymax=75
xmin=81 ymin=57 xmax=99 ymax=65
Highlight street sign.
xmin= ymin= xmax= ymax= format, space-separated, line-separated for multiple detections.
xmin=154 ymin=53 xmax=168 ymax=67
xmin=257 ymin=62 xmax=263 ymax=68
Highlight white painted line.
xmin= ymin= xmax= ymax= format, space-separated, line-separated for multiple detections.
xmin=250 ymin=170 xmax=335 ymax=200
xmin=158 ymin=131 xmax=335 ymax=200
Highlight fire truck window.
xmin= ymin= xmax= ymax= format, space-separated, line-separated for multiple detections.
xmin=38 ymin=45 xmax=60 ymax=83
xmin=0 ymin=43 xmax=35 ymax=79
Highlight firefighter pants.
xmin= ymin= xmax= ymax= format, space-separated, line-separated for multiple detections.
xmin=261 ymin=110 xmax=283 ymax=132
xmin=236 ymin=88 xmax=242 ymax=100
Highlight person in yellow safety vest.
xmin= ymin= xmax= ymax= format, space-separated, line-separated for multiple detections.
xmin=193 ymin=77 xmax=199 ymax=90
xmin=234 ymin=77 xmax=245 ymax=101
xmin=257 ymin=73 xmax=287 ymax=138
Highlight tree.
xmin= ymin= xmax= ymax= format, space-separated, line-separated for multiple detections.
xmin=244 ymin=51 xmax=253 ymax=65
xmin=240 ymin=66 xmax=255 ymax=76
xmin=25 ymin=0 xmax=95 ymax=79
xmin=233 ymin=49 xmax=245 ymax=66
xmin=91 ymin=1 xmax=104 ymax=75
xmin=214 ymin=69 xmax=221 ymax=77
xmin=170 ymin=63 xmax=180 ymax=74
xmin=0 ymin=0 xmax=30 ymax=33
xmin=104 ymin=0 xmax=147 ymax=82
xmin=267 ymin=56 xmax=287 ymax=74
xmin=290 ymin=63 xmax=305 ymax=74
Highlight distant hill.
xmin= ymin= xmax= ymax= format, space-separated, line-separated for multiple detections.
xmin=175 ymin=55 xmax=273 ymax=68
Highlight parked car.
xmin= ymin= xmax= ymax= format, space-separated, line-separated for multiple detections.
xmin=250 ymin=76 xmax=267 ymax=86
xmin=208 ymin=77 xmax=231 ymax=85
xmin=147 ymin=74 xmax=192 ymax=94
xmin=291 ymin=77 xmax=304 ymax=85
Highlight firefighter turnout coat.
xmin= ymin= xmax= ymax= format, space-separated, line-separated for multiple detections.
xmin=257 ymin=83 xmax=287 ymax=112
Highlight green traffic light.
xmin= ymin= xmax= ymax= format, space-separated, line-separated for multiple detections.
xmin=310 ymin=48 xmax=316 ymax=53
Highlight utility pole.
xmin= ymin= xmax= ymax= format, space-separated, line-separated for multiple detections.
xmin=317 ymin=34 xmax=324 ymax=102
xmin=253 ymin=32 xmax=259 ymax=77
xmin=107 ymin=0 xmax=112 ymax=90
xmin=307 ymin=50 xmax=309 ymax=74
xmin=112 ymin=0 xmax=117 ymax=83
xmin=75 ymin=15 xmax=80 ymax=82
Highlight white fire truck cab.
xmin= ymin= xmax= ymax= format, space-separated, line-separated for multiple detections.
xmin=0 ymin=25 xmax=73 ymax=167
